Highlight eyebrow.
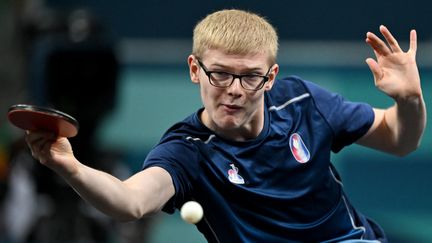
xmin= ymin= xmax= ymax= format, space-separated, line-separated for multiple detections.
xmin=209 ymin=63 xmax=265 ymax=74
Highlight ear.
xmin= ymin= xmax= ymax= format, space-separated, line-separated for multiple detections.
xmin=263 ymin=64 xmax=279 ymax=91
xmin=188 ymin=55 xmax=200 ymax=84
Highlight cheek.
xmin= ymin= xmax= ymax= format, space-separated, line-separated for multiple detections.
xmin=245 ymin=92 xmax=265 ymax=111
xmin=200 ymin=85 xmax=217 ymax=107
xmin=247 ymin=90 xmax=264 ymax=103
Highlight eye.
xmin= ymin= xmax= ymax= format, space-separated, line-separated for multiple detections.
xmin=242 ymin=75 xmax=262 ymax=83
xmin=210 ymin=72 xmax=232 ymax=81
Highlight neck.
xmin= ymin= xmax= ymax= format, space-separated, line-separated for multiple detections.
xmin=200 ymin=108 xmax=264 ymax=142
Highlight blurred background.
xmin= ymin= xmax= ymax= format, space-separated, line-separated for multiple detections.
xmin=0 ymin=0 xmax=431 ymax=242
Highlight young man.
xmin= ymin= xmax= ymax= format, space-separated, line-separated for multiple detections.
xmin=26 ymin=9 xmax=426 ymax=242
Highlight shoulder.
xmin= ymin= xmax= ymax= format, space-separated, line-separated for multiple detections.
xmin=144 ymin=109 xmax=210 ymax=172
xmin=142 ymin=112 xmax=205 ymax=193
xmin=271 ymin=75 xmax=341 ymax=97
xmin=266 ymin=76 xmax=321 ymax=111
xmin=269 ymin=76 xmax=309 ymax=97
xmin=159 ymin=109 xmax=213 ymax=145
xmin=267 ymin=75 xmax=336 ymax=102
xmin=267 ymin=75 xmax=352 ymax=110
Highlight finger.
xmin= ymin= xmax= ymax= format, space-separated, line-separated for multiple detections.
xmin=366 ymin=31 xmax=391 ymax=56
xmin=365 ymin=58 xmax=383 ymax=83
xmin=29 ymin=130 xmax=56 ymax=137
xmin=25 ymin=131 xmax=56 ymax=143
xmin=379 ymin=25 xmax=403 ymax=53
xmin=409 ymin=29 xmax=417 ymax=54
xmin=25 ymin=131 xmax=56 ymax=154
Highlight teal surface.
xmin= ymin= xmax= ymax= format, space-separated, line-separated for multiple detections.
xmin=97 ymin=65 xmax=432 ymax=242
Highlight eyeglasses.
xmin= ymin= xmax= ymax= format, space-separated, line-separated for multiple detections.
xmin=197 ymin=59 xmax=272 ymax=91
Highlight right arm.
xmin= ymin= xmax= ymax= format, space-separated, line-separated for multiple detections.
xmin=26 ymin=131 xmax=175 ymax=221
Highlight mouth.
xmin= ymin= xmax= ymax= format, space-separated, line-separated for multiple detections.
xmin=221 ymin=104 xmax=242 ymax=113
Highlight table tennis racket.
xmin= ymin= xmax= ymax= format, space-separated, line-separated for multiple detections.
xmin=7 ymin=104 xmax=79 ymax=138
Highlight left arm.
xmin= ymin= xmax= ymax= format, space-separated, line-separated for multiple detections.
xmin=357 ymin=25 xmax=427 ymax=156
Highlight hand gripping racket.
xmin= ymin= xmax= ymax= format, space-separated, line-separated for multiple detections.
xmin=7 ymin=104 xmax=79 ymax=138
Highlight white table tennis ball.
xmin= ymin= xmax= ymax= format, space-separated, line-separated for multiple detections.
xmin=180 ymin=201 xmax=203 ymax=224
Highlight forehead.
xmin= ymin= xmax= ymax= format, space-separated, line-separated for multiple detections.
xmin=201 ymin=49 xmax=271 ymax=69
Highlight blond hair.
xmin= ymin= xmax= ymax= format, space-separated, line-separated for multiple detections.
xmin=192 ymin=9 xmax=278 ymax=64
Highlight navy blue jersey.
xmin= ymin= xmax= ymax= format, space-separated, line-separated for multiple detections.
xmin=143 ymin=76 xmax=386 ymax=242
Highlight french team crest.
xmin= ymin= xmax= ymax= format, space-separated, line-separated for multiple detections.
xmin=227 ymin=164 xmax=245 ymax=184
xmin=289 ymin=133 xmax=310 ymax=163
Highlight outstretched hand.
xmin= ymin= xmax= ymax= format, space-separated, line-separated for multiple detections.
xmin=365 ymin=25 xmax=421 ymax=102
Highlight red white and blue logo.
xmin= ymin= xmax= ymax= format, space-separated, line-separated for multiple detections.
xmin=227 ymin=164 xmax=245 ymax=184
xmin=289 ymin=133 xmax=310 ymax=163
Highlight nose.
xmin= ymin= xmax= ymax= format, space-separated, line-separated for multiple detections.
xmin=226 ymin=77 xmax=243 ymax=96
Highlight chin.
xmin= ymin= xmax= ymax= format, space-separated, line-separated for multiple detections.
xmin=216 ymin=118 xmax=241 ymax=130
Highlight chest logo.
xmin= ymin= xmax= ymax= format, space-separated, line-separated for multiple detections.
xmin=289 ymin=133 xmax=310 ymax=163
xmin=227 ymin=164 xmax=245 ymax=184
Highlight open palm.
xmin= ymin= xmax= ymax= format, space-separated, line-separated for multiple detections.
xmin=365 ymin=25 xmax=421 ymax=102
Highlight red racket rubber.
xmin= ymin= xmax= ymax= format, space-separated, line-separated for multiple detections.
xmin=7 ymin=104 xmax=79 ymax=138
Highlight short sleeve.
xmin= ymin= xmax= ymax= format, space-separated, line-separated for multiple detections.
xmin=142 ymin=139 xmax=201 ymax=214
xmin=304 ymin=80 xmax=374 ymax=152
